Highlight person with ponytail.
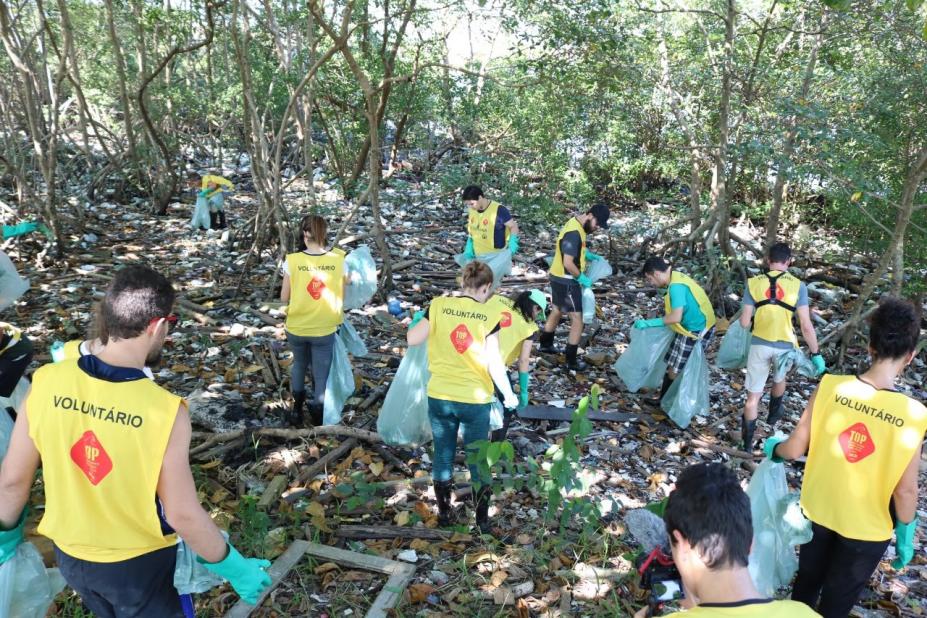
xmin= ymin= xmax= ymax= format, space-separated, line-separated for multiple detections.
xmin=764 ymin=297 xmax=927 ymax=617
xmin=487 ymin=289 xmax=547 ymax=441
xmin=407 ymin=261 xmax=519 ymax=535
xmin=281 ymin=215 xmax=346 ymax=426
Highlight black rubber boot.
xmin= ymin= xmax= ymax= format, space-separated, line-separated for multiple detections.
xmin=539 ymin=330 xmax=558 ymax=354
xmin=474 ymin=485 xmax=492 ymax=535
xmin=217 ymin=210 xmax=228 ymax=229
xmin=434 ymin=481 xmax=455 ymax=526
xmin=766 ymin=395 xmax=785 ymax=426
xmin=308 ymin=403 xmax=324 ymax=427
xmin=209 ymin=211 xmax=219 ymax=229
xmin=565 ymin=344 xmax=587 ymax=371
xmin=288 ymin=391 xmax=306 ymax=425
xmin=742 ymin=417 xmax=757 ymax=451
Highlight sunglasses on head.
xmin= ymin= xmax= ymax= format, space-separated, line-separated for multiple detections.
xmin=148 ymin=314 xmax=178 ymax=327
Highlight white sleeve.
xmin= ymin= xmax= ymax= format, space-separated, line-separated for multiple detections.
xmin=282 ymin=260 xmax=290 ymax=276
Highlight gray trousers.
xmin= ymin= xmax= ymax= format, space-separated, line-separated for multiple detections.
xmin=286 ymin=331 xmax=335 ymax=407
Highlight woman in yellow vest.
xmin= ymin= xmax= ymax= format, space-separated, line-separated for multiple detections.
xmin=461 ymin=185 xmax=519 ymax=259
xmin=764 ymin=297 xmax=926 ymax=617
xmin=636 ymin=257 xmax=716 ymax=403
xmin=281 ymin=215 xmax=346 ymax=426
xmin=487 ymin=290 xmax=547 ymax=441
xmin=407 ymin=261 xmax=519 ymax=534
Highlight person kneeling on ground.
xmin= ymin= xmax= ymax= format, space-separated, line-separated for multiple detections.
xmin=539 ymin=203 xmax=610 ymax=371
xmin=637 ymin=257 xmax=716 ymax=405
xmin=763 ymin=296 xmax=926 ymax=618
xmin=738 ymin=241 xmax=824 ymax=450
xmin=406 ymin=261 xmax=519 ymax=535
xmin=634 ymin=462 xmax=820 ymax=617
xmin=0 ymin=265 xmax=270 ymax=616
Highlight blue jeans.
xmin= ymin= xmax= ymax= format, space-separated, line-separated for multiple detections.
xmin=286 ymin=331 xmax=335 ymax=407
xmin=428 ymin=396 xmax=491 ymax=485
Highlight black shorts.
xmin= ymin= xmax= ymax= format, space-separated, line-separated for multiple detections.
xmin=55 ymin=544 xmax=186 ymax=618
xmin=550 ymin=277 xmax=583 ymax=314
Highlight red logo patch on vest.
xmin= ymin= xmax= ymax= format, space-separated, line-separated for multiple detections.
xmin=482 ymin=219 xmax=489 ymax=226
xmin=70 ymin=430 xmax=113 ymax=485
xmin=450 ymin=324 xmax=474 ymax=354
xmin=307 ymin=277 xmax=325 ymax=300
xmin=500 ymin=311 xmax=512 ymax=328
xmin=838 ymin=422 xmax=875 ymax=463
xmin=764 ymin=284 xmax=785 ymax=301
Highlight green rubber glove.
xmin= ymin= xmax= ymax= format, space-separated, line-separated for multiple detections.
xmin=0 ymin=510 xmax=26 ymax=566
xmin=408 ymin=310 xmax=425 ymax=329
xmin=198 ymin=543 xmax=272 ymax=605
xmin=518 ymin=371 xmax=530 ymax=408
xmin=2 ymin=221 xmax=39 ymax=239
xmin=811 ymin=354 xmax=826 ymax=376
xmin=584 ymin=249 xmax=602 ymax=262
xmin=576 ymin=273 xmax=593 ymax=288
xmin=763 ymin=436 xmax=786 ymax=463
xmin=892 ymin=516 xmax=918 ymax=570
xmin=463 ymin=237 xmax=476 ymax=260
xmin=634 ymin=318 xmax=664 ymax=329
xmin=508 ymin=234 xmax=519 ymax=256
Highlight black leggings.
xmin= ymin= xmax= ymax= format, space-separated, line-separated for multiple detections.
xmin=791 ymin=521 xmax=889 ymax=618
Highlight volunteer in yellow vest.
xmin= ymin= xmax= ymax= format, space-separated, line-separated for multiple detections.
xmin=0 ymin=322 xmax=32 ymax=420
xmin=51 ymin=312 xmax=156 ymax=379
xmin=737 ymin=242 xmax=824 ymax=450
xmin=539 ymin=203 xmax=610 ymax=371
xmin=487 ymin=289 xmax=547 ymax=441
xmin=637 ymin=257 xmax=716 ymax=403
xmin=461 ymin=185 xmax=519 ymax=259
xmin=407 ymin=261 xmax=519 ymax=534
xmin=201 ymin=174 xmax=234 ymax=229
xmin=281 ymin=214 xmax=346 ymax=427
xmin=0 ymin=265 xmax=270 ymax=615
xmin=764 ymin=297 xmax=925 ymax=618
xmin=633 ymin=462 xmax=820 ymax=618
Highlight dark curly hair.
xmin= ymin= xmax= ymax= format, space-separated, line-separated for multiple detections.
xmin=869 ymin=296 xmax=921 ymax=361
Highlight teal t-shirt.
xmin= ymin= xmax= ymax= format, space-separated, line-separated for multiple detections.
xmin=669 ymin=283 xmax=707 ymax=333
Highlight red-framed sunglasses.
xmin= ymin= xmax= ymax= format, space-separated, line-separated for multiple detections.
xmin=148 ymin=314 xmax=178 ymax=327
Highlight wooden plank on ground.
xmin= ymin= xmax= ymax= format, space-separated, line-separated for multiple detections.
xmin=257 ymin=475 xmax=288 ymax=509
xmin=518 ymin=405 xmax=638 ymax=423
xmin=302 ymin=541 xmax=416 ymax=618
xmin=224 ymin=540 xmax=311 ymax=618
xmin=335 ymin=525 xmax=457 ymax=541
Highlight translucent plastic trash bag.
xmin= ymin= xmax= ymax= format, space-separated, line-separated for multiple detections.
xmin=581 ymin=259 xmax=614 ymax=323
xmin=344 ymin=245 xmax=377 ymax=310
xmin=0 ymin=542 xmax=66 ymax=618
xmin=377 ymin=344 xmax=432 ymax=446
xmin=323 ymin=334 xmax=354 ymax=425
xmin=613 ymin=326 xmax=674 ymax=393
xmin=717 ymin=311 xmax=751 ymax=370
xmin=190 ymin=196 xmax=211 ymax=230
xmin=0 ymin=405 xmax=12 ymax=461
xmin=661 ymin=339 xmax=709 ymax=429
xmin=454 ymin=250 xmax=512 ymax=289
xmin=773 ymin=348 xmax=817 ymax=383
xmin=0 ymin=251 xmax=28 ymax=312
xmin=174 ymin=534 xmax=227 ymax=595
xmin=488 ymin=399 xmax=504 ymax=431
xmin=339 ymin=319 xmax=368 ymax=358
xmin=747 ymin=459 xmax=812 ymax=597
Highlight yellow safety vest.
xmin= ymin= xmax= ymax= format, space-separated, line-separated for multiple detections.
xmin=285 ymin=249 xmax=345 ymax=337
xmin=468 ymin=201 xmax=510 ymax=255
xmin=663 ymin=271 xmax=716 ymax=339
xmin=549 ymin=218 xmax=586 ymax=278
xmin=801 ymin=375 xmax=927 ymax=541
xmin=426 ymin=295 xmax=500 ymax=404
xmin=61 ymin=339 xmax=83 ymax=361
xmin=747 ymin=271 xmax=802 ymax=347
xmin=488 ymin=295 xmax=538 ymax=366
xmin=27 ymin=360 xmax=181 ymax=562
xmin=665 ymin=599 xmax=820 ymax=617
xmin=201 ymin=174 xmax=234 ymax=191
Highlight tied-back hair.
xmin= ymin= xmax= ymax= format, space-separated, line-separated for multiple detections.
xmin=460 ymin=261 xmax=493 ymax=291
xmin=298 ymin=215 xmax=328 ymax=250
xmin=869 ymin=296 xmax=922 ymax=361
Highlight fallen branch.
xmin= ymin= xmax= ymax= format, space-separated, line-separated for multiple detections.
xmin=335 ymin=525 xmax=458 ymax=540
xmin=190 ymin=426 xmax=381 ymax=457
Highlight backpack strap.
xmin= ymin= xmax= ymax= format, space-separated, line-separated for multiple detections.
xmin=753 ymin=273 xmax=797 ymax=312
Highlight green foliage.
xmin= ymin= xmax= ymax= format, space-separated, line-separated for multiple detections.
xmin=233 ymin=495 xmax=271 ymax=557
